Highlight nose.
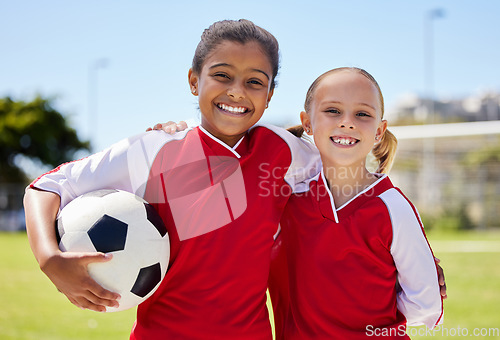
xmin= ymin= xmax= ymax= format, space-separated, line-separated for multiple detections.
xmin=339 ymin=115 xmax=355 ymax=129
xmin=227 ymin=83 xmax=245 ymax=101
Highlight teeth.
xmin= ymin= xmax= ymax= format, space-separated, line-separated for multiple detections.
xmin=332 ymin=137 xmax=357 ymax=145
xmin=218 ymin=103 xmax=247 ymax=114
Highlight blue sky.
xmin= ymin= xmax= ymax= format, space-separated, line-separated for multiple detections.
xmin=2 ymin=0 xmax=499 ymax=152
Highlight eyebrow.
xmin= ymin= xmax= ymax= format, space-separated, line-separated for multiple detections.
xmin=359 ymin=102 xmax=377 ymax=111
xmin=209 ymin=63 xmax=270 ymax=80
xmin=324 ymin=101 xmax=377 ymax=111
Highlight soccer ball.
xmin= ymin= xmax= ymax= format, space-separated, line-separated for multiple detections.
xmin=56 ymin=189 xmax=170 ymax=312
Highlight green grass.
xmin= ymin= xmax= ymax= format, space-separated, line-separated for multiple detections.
xmin=1 ymin=230 xmax=499 ymax=339
xmin=0 ymin=232 xmax=136 ymax=340
xmin=408 ymin=230 xmax=500 ymax=339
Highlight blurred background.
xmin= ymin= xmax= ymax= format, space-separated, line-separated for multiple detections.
xmin=1 ymin=1 xmax=499 ymax=339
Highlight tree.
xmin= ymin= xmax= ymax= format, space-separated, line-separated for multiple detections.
xmin=0 ymin=96 xmax=90 ymax=183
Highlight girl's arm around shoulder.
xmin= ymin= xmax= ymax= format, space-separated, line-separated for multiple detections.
xmin=378 ymin=187 xmax=443 ymax=329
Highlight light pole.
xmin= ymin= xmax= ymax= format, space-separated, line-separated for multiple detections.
xmin=88 ymin=58 xmax=109 ymax=152
xmin=422 ymin=8 xmax=444 ymax=213
xmin=424 ymin=8 xmax=445 ymax=117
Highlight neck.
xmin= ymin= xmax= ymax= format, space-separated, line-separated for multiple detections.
xmin=199 ymin=125 xmax=244 ymax=148
xmin=322 ymin=160 xmax=378 ymax=208
xmin=215 ymin=135 xmax=242 ymax=148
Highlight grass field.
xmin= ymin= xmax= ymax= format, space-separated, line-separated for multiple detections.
xmin=405 ymin=230 xmax=500 ymax=339
xmin=0 ymin=232 xmax=135 ymax=340
xmin=1 ymin=230 xmax=499 ymax=339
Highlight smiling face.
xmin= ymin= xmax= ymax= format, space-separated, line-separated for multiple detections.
xmin=301 ymin=70 xmax=387 ymax=170
xmin=189 ymin=40 xmax=274 ymax=147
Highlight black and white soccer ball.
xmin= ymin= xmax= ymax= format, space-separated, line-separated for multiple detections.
xmin=56 ymin=189 xmax=170 ymax=312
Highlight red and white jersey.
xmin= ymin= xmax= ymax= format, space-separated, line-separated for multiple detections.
xmin=30 ymin=124 xmax=320 ymax=340
xmin=269 ymin=172 xmax=443 ymax=340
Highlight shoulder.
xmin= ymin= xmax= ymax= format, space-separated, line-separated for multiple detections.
xmin=251 ymin=123 xmax=319 ymax=162
xmin=251 ymin=123 xmax=302 ymax=144
xmin=125 ymin=127 xmax=196 ymax=155
xmin=376 ymin=186 xmax=426 ymax=252
xmin=350 ymin=176 xmax=396 ymax=217
xmin=250 ymin=124 xmax=321 ymax=189
xmin=377 ymin=187 xmax=421 ymax=225
xmin=247 ymin=124 xmax=304 ymax=160
xmin=128 ymin=126 xmax=196 ymax=146
xmin=248 ymin=124 xmax=293 ymax=147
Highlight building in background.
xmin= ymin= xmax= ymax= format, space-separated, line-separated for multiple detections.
xmin=389 ymin=91 xmax=500 ymax=125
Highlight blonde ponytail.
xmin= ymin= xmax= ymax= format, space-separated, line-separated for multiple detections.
xmin=373 ymin=129 xmax=397 ymax=174
xmin=287 ymin=124 xmax=305 ymax=138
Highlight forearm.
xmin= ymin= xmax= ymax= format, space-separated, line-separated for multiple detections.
xmin=24 ymin=187 xmax=120 ymax=311
xmin=24 ymin=188 xmax=62 ymax=268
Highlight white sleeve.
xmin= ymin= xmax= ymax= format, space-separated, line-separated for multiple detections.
xmin=30 ymin=129 xmax=192 ymax=212
xmin=256 ymin=124 xmax=321 ymax=192
xmin=378 ymin=188 xmax=443 ymax=329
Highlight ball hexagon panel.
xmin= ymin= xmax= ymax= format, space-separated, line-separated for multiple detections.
xmin=144 ymin=203 xmax=167 ymax=237
xmin=131 ymin=262 xmax=162 ymax=298
xmin=56 ymin=219 xmax=64 ymax=244
xmin=88 ymin=214 xmax=128 ymax=253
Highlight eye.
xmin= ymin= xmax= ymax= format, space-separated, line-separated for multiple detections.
xmin=325 ymin=108 xmax=341 ymax=115
xmin=247 ymin=77 xmax=268 ymax=89
xmin=213 ymin=72 xmax=230 ymax=80
xmin=248 ymin=79 xmax=264 ymax=86
xmin=356 ymin=111 xmax=372 ymax=118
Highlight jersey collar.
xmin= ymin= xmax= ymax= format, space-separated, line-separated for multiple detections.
xmin=317 ymin=170 xmax=390 ymax=223
xmin=198 ymin=126 xmax=245 ymax=159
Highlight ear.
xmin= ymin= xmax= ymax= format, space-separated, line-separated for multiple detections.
xmin=266 ymin=88 xmax=274 ymax=108
xmin=188 ymin=68 xmax=199 ymax=96
xmin=300 ymin=111 xmax=313 ymax=135
xmin=375 ymin=119 xmax=388 ymax=142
